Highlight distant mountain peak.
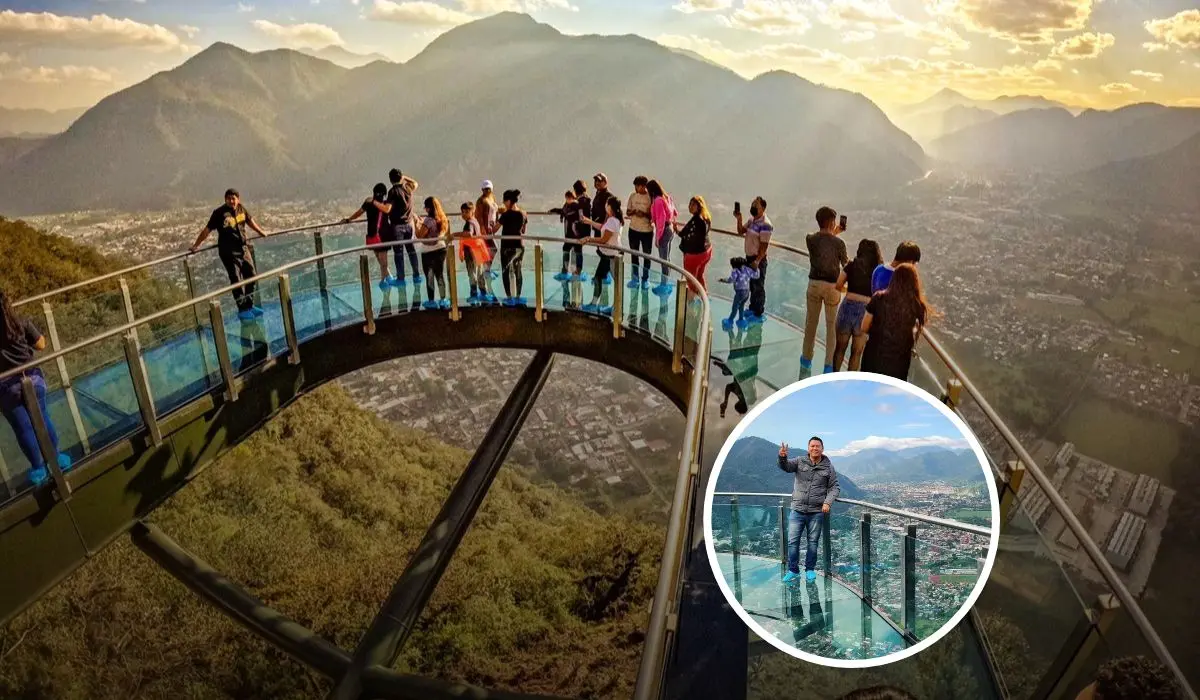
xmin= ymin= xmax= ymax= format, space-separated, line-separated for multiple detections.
xmin=424 ymin=11 xmax=560 ymax=53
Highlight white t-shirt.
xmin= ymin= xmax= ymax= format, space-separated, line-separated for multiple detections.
xmin=599 ymin=217 xmax=622 ymax=257
xmin=421 ymin=216 xmax=447 ymax=250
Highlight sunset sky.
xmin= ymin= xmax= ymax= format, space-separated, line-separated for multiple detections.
xmin=1 ymin=0 xmax=1197 ymax=111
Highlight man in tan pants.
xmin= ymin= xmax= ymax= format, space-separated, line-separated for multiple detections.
xmin=801 ymin=206 xmax=847 ymax=376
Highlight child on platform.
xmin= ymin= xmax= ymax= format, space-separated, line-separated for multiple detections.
xmin=720 ymin=256 xmax=760 ymax=330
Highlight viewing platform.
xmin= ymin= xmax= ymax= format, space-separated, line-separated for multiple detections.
xmin=0 ymin=217 xmax=1193 ymax=700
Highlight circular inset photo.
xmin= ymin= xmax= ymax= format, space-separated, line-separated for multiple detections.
xmin=703 ymin=372 xmax=1000 ymax=668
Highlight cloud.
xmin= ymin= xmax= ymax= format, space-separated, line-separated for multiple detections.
xmin=0 ymin=10 xmax=189 ymax=52
xmin=237 ymin=3 xmax=255 ymax=12
xmin=1100 ymin=81 xmax=1139 ymax=95
xmin=1 ymin=64 xmax=116 ymax=84
xmin=826 ymin=435 xmax=970 ymax=456
xmin=928 ymin=0 xmax=1093 ymax=44
xmin=1049 ymin=31 xmax=1113 ymax=60
xmin=876 ymin=403 xmax=896 ymax=414
xmin=875 ymin=386 xmax=910 ymax=396
xmin=898 ymin=422 xmax=932 ymax=429
xmin=459 ymin=0 xmax=578 ymax=11
xmin=719 ymin=0 xmax=812 ymax=36
xmin=673 ymin=0 xmax=733 ymax=12
xmin=252 ymin=19 xmax=344 ymax=49
xmin=1144 ymin=9 xmax=1200 ymax=50
xmin=1130 ymin=69 xmax=1163 ymax=83
xmin=842 ymin=29 xmax=875 ymax=42
xmin=822 ymin=0 xmax=969 ymax=51
xmin=370 ymin=0 xmax=475 ymax=26
xmin=178 ymin=24 xmax=200 ymax=39
xmin=1142 ymin=41 xmax=1170 ymax=53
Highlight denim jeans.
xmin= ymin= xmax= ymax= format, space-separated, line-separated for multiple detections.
xmin=392 ymin=222 xmax=420 ymax=279
xmin=0 ymin=370 xmax=59 ymax=469
xmin=729 ymin=288 xmax=750 ymax=323
xmin=787 ymin=509 xmax=823 ymax=574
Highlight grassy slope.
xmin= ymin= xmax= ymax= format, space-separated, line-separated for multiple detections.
xmin=0 ymin=385 xmax=662 ymax=698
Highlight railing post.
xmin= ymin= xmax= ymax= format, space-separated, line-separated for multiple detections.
xmin=534 ymin=244 xmax=545 ymax=322
xmin=119 ymin=276 xmax=139 ymax=344
xmin=314 ymin=230 xmax=332 ymax=331
xmin=612 ymin=256 xmax=625 ymax=338
xmin=671 ymin=279 xmax=687 ymax=374
xmin=730 ymin=495 xmax=740 ymax=556
xmin=822 ymin=510 xmax=832 ymax=577
xmin=901 ymin=523 xmax=917 ymax=639
xmin=1001 ymin=460 xmax=1025 ymax=528
xmin=209 ymin=300 xmax=238 ymax=402
xmin=123 ymin=330 xmax=162 ymax=446
xmin=1033 ymin=594 xmax=1121 ymax=700
xmin=860 ymin=512 xmax=873 ymax=603
xmin=278 ymin=273 xmax=300 ymax=365
xmin=360 ymin=254 xmax=376 ymax=336
xmin=42 ymin=302 xmax=90 ymax=455
xmin=182 ymin=258 xmax=214 ymax=383
xmin=942 ymin=378 xmax=963 ymax=409
xmin=777 ymin=501 xmax=788 ymax=572
xmin=21 ymin=375 xmax=71 ymax=499
xmin=446 ymin=240 xmax=462 ymax=322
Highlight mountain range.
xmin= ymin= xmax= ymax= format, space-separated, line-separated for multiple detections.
xmin=299 ymin=45 xmax=391 ymax=68
xmin=0 ymin=106 xmax=86 ymax=137
xmin=826 ymin=445 xmax=985 ymax=484
xmin=1071 ymin=130 xmax=1200 ymax=215
xmin=887 ymin=87 xmax=1073 ymax=146
xmin=928 ymin=103 xmax=1200 ymax=174
xmin=715 ymin=436 xmax=865 ymax=499
xmin=0 ymin=12 xmax=925 ymax=216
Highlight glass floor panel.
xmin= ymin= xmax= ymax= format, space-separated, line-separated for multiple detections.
xmin=717 ymin=552 xmax=909 ymax=661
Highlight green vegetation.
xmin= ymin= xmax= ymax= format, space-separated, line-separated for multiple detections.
xmin=1055 ymin=396 xmax=1182 ymax=484
xmin=0 ymin=385 xmax=662 ymax=698
xmin=948 ymin=508 xmax=991 ymax=526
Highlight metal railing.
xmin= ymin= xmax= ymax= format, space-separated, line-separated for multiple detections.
xmin=9 ymin=211 xmax=1196 ymax=698
xmin=2 ymin=234 xmax=711 ymax=700
xmin=713 ymin=491 xmax=990 ymax=642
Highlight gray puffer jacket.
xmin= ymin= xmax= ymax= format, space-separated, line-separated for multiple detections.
xmin=778 ymin=453 xmax=841 ymax=514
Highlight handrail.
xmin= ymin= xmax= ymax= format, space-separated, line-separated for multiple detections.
xmin=712 ymin=492 xmax=990 ymax=537
xmin=12 ymin=220 xmax=359 ymax=309
xmin=918 ymin=333 xmax=1197 ymax=699
xmin=1 ymin=233 xmax=679 ymax=383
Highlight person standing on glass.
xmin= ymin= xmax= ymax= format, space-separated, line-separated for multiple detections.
xmin=626 ymin=175 xmax=654 ymax=290
xmin=677 ymin=195 xmax=713 ymax=296
xmin=591 ymin=173 xmax=614 ymax=284
xmin=378 ymin=168 xmax=421 ymax=286
xmin=778 ymin=437 xmax=840 ymax=584
xmin=801 ymin=206 xmax=849 ymax=376
xmin=735 ymin=196 xmax=772 ymax=323
xmin=0 ymin=289 xmax=72 ymax=488
xmin=476 ymin=180 xmax=501 ymax=280
xmin=497 ymin=189 xmax=528 ymax=306
xmin=190 ymin=188 xmax=268 ymax=321
xmin=647 ymin=179 xmax=677 ymax=295
xmin=341 ymin=183 xmax=393 ymax=288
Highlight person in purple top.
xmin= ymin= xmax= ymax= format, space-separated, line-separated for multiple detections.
xmin=872 ymin=241 xmax=921 ymax=294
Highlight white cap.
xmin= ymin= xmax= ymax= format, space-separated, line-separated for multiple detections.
xmin=481 ymin=180 xmax=493 ymax=191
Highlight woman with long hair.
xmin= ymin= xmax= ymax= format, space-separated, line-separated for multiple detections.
xmin=647 ymin=179 xmax=678 ymax=295
xmin=833 ymin=238 xmax=883 ymax=371
xmin=860 ymin=263 xmax=934 ymax=380
xmin=0 ymin=290 xmax=71 ymax=487
xmin=417 ymin=196 xmax=450 ymax=310
xmin=677 ymin=195 xmax=713 ymax=296
xmin=580 ymin=194 xmax=624 ymax=313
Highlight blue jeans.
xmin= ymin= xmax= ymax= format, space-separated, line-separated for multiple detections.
xmin=392 ymin=223 xmax=420 ymax=279
xmin=787 ymin=510 xmax=823 ymax=574
xmin=0 ymin=371 xmax=59 ymax=469
xmin=729 ymin=288 xmax=749 ymax=323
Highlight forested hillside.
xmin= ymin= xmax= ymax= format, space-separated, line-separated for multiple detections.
xmin=0 ymin=385 xmax=662 ymax=698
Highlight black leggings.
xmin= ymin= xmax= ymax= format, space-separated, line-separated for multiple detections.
xmin=502 ymin=247 xmax=524 ymax=297
xmin=220 ymin=249 xmax=257 ymax=312
xmin=422 ymin=248 xmax=446 ymax=299
xmin=562 ymin=239 xmax=583 ymax=274
xmin=628 ymin=229 xmax=653 ymax=281
xmin=593 ymin=255 xmax=613 ymax=299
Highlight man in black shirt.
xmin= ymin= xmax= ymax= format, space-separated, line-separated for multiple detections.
xmin=379 ymin=168 xmax=421 ymax=285
xmin=191 ymin=188 xmax=268 ymax=320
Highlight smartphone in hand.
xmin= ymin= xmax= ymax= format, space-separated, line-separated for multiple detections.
xmin=839 ymin=214 xmax=848 ymax=232
xmin=734 ymin=201 xmax=742 ymax=216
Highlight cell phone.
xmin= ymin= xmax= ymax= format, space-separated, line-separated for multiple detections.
xmin=734 ymin=201 xmax=742 ymax=216
xmin=839 ymin=215 xmax=848 ymax=231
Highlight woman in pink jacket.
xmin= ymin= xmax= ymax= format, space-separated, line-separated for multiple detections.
xmin=647 ymin=179 xmax=678 ymax=296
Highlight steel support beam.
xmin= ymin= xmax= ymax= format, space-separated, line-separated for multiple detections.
xmin=901 ymin=523 xmax=917 ymax=641
xmin=328 ymin=350 xmax=557 ymax=700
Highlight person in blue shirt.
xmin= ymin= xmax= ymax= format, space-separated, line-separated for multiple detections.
xmin=872 ymin=241 xmax=921 ymax=294
xmin=719 ymin=256 xmax=760 ymax=330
